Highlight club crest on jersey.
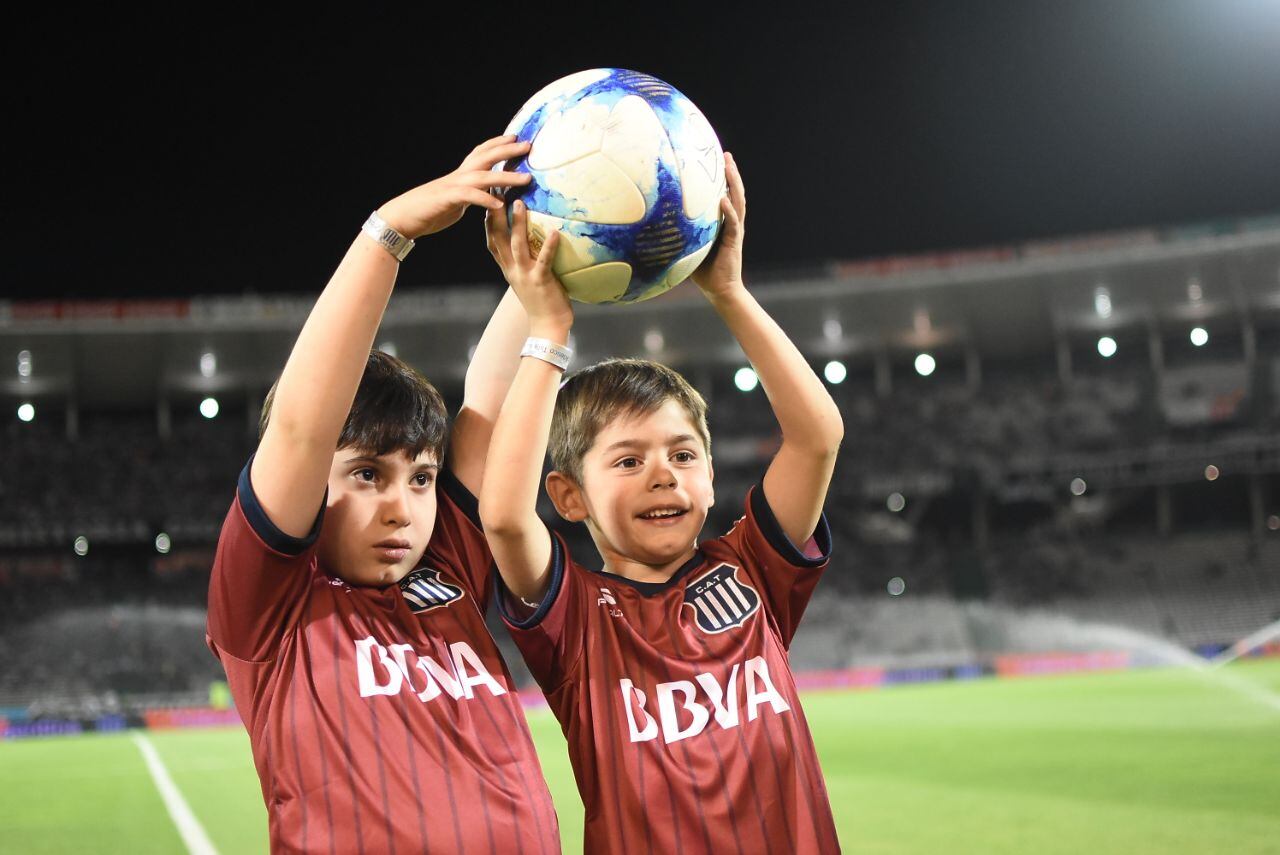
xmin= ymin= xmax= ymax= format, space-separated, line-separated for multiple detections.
xmin=683 ymin=563 xmax=760 ymax=634
xmin=399 ymin=567 xmax=464 ymax=613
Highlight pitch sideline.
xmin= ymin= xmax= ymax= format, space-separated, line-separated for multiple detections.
xmin=132 ymin=731 xmax=220 ymax=855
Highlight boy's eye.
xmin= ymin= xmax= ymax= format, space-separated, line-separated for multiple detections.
xmin=412 ymin=473 xmax=434 ymax=487
xmin=673 ymin=451 xmax=695 ymax=463
xmin=616 ymin=457 xmax=641 ymax=469
xmin=355 ymin=468 xmax=377 ymax=482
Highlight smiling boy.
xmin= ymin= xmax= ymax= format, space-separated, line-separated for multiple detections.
xmin=480 ymin=154 xmax=844 ymax=853
xmin=206 ymin=135 xmax=561 ymax=854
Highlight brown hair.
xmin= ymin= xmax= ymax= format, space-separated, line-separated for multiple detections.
xmin=550 ymin=358 xmax=710 ymax=484
xmin=260 ymin=350 xmax=448 ymax=460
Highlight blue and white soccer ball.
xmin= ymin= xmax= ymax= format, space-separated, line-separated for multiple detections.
xmin=501 ymin=68 xmax=726 ymax=304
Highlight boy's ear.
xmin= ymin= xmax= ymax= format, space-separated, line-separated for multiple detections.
xmin=545 ymin=471 xmax=589 ymax=522
xmin=707 ymin=457 xmax=715 ymax=508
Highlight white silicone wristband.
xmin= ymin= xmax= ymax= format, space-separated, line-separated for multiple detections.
xmin=520 ymin=337 xmax=573 ymax=371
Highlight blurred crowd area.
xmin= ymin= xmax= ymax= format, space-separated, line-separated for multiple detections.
xmin=2 ymin=349 xmax=1280 ymax=711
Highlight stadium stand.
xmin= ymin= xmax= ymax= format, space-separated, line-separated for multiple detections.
xmin=3 ymin=217 xmax=1280 ymax=719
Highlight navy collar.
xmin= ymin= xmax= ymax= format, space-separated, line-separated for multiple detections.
xmin=587 ymin=549 xmax=706 ymax=598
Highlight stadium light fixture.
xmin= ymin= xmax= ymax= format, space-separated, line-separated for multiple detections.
xmin=17 ymin=402 xmax=35 ymax=422
xmin=1204 ymin=465 xmax=1220 ymax=481
xmin=644 ymin=329 xmax=664 ymax=354
xmin=1070 ymin=478 xmax=1087 ymax=496
xmin=734 ymin=367 xmax=759 ymax=392
xmin=1190 ymin=327 xmax=1209 ymax=347
xmin=1187 ymin=278 xmax=1203 ymax=303
xmin=73 ymin=536 xmax=89 ymax=557
xmin=823 ymin=360 xmax=847 ymax=384
xmin=379 ymin=341 xmax=397 ymax=358
xmin=155 ymin=533 xmax=172 ymax=554
xmin=1097 ymin=336 xmax=1117 ymax=358
xmin=1094 ymin=286 xmax=1112 ymax=319
xmin=17 ymin=349 xmax=32 ymax=378
xmin=914 ymin=353 xmax=936 ymax=377
xmin=199 ymin=351 xmax=217 ymax=378
xmin=823 ymin=318 xmax=842 ymax=342
xmin=887 ymin=577 xmax=906 ymax=596
xmin=1268 ymin=515 xmax=1280 ymax=532
xmin=887 ymin=492 xmax=906 ymax=513
xmin=200 ymin=397 xmax=220 ymax=419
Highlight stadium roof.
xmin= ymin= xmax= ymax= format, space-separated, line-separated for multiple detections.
xmin=4 ymin=218 xmax=1279 ymax=410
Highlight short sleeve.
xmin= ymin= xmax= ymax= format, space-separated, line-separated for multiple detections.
xmin=206 ymin=459 xmax=324 ymax=663
xmin=421 ymin=470 xmax=495 ymax=609
xmin=718 ymin=483 xmax=832 ymax=647
xmin=494 ymin=529 xmax=587 ymax=694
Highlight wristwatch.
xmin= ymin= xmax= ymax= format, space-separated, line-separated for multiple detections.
xmin=362 ymin=210 xmax=415 ymax=261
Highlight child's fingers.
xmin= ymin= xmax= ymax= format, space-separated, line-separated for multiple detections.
xmin=466 ymin=139 xmax=533 ymax=170
xmin=462 ymin=170 xmax=531 ymax=189
xmin=484 ymin=210 xmax=511 ymax=263
xmin=724 ymin=152 xmax=746 ymax=221
xmin=509 ymin=200 xmax=530 ymax=258
xmin=470 ymin=134 xmax=521 ymax=156
xmin=721 ymin=193 xmax=742 ymax=230
xmin=459 ymin=136 xmax=509 ymax=170
xmin=486 ymin=203 xmax=512 ymax=241
xmin=483 ymin=211 xmax=497 ymax=256
xmin=534 ymin=229 xmax=560 ymax=271
xmin=459 ymin=187 xmax=505 ymax=209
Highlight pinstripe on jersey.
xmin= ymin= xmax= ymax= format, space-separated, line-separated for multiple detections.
xmin=207 ymin=465 xmax=561 ymax=854
xmin=500 ymin=484 xmax=840 ymax=854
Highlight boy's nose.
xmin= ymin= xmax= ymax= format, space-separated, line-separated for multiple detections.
xmin=383 ymin=486 xmax=412 ymax=525
xmin=650 ymin=462 xmax=677 ymax=490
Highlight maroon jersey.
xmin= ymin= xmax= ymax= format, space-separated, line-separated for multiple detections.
xmin=500 ymin=484 xmax=840 ymax=854
xmin=207 ymin=463 xmax=560 ymax=855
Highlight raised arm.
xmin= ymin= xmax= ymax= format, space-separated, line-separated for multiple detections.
xmin=477 ymin=201 xmax=571 ymax=602
xmin=251 ymin=135 xmax=533 ymax=537
xmin=692 ymin=153 xmax=844 ymax=546
xmin=447 ymin=286 xmax=529 ymax=497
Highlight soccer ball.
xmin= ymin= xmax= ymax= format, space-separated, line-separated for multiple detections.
xmin=501 ymin=68 xmax=726 ymax=304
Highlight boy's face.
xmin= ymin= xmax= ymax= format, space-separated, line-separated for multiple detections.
xmin=558 ymin=399 xmax=714 ymax=572
xmin=316 ymin=447 xmax=439 ymax=587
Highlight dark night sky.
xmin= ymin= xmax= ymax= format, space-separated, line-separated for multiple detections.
xmin=6 ymin=1 xmax=1280 ymax=300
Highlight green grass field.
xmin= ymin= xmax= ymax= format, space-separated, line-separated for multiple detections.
xmin=2 ymin=660 xmax=1278 ymax=854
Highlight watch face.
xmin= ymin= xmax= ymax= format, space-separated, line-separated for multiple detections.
xmin=381 ymin=229 xmax=411 ymax=259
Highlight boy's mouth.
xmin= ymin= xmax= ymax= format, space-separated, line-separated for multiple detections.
xmin=373 ymin=538 xmax=412 ymax=563
xmin=637 ymin=506 xmax=688 ymax=522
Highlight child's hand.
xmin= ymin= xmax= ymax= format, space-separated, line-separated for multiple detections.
xmin=485 ymin=199 xmax=574 ymax=336
xmin=378 ymin=135 xmax=533 ymax=239
xmin=690 ymin=152 xmax=746 ymax=301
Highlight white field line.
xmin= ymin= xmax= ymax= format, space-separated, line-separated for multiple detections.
xmin=132 ymin=731 xmax=220 ymax=855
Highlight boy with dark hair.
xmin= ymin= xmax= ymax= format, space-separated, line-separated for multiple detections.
xmin=206 ymin=134 xmax=561 ymax=854
xmin=480 ymin=154 xmax=844 ymax=853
